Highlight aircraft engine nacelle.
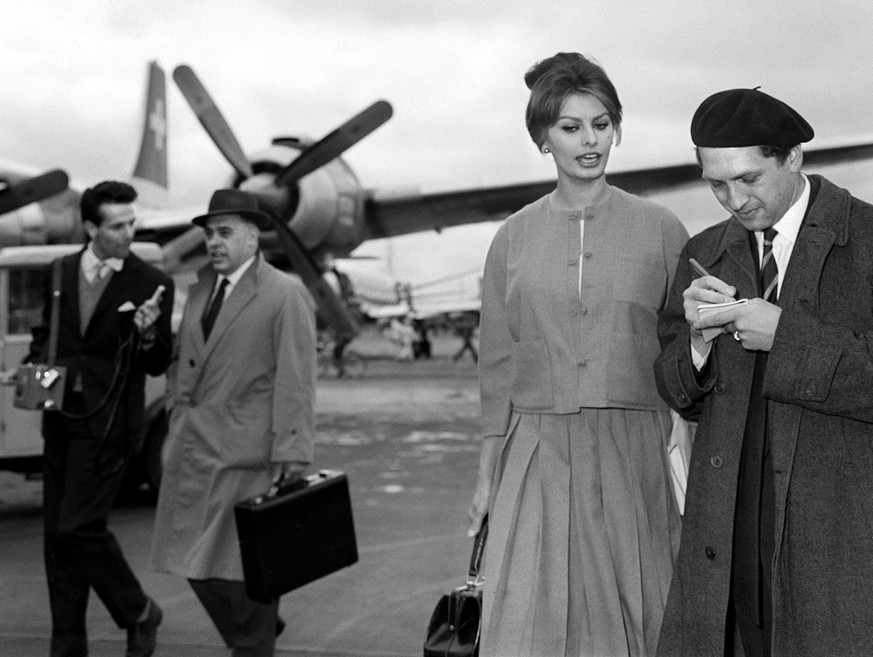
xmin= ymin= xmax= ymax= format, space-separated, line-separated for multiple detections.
xmin=0 ymin=190 xmax=82 ymax=247
xmin=241 ymin=142 xmax=367 ymax=258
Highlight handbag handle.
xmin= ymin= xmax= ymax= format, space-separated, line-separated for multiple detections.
xmin=467 ymin=514 xmax=488 ymax=587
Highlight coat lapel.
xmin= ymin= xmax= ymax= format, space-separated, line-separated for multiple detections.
xmin=84 ymin=253 xmax=146 ymax=337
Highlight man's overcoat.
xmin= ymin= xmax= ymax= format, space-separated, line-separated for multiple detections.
xmin=655 ymin=175 xmax=873 ymax=656
xmin=149 ymin=254 xmax=316 ymax=580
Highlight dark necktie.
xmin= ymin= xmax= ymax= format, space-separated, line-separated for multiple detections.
xmin=201 ymin=278 xmax=229 ymax=340
xmin=761 ymin=227 xmax=779 ymax=302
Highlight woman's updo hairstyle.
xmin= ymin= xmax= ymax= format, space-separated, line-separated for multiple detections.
xmin=524 ymin=52 xmax=623 ymax=150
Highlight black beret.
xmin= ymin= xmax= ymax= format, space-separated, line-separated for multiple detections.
xmin=691 ymin=88 xmax=814 ymax=148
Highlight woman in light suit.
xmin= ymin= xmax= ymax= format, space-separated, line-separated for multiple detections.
xmin=467 ymin=52 xmax=688 ymax=657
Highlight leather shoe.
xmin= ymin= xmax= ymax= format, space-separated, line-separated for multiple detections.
xmin=276 ymin=616 xmax=286 ymax=637
xmin=126 ymin=597 xmax=162 ymax=657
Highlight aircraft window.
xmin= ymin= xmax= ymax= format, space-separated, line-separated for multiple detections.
xmin=8 ymin=269 xmax=47 ymax=336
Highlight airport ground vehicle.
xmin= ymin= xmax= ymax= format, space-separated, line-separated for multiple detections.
xmin=0 ymin=243 xmax=170 ymax=495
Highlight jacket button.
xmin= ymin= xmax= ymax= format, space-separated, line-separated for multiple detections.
xmin=715 ymin=382 xmax=726 ymax=394
xmin=583 ymin=251 xmax=593 ymax=258
xmin=805 ymin=384 xmax=817 ymax=396
xmin=568 ymin=258 xmax=578 ymax=266
xmin=189 ymin=359 xmax=196 ymax=367
xmin=705 ymin=546 xmax=716 ymax=560
xmin=710 ymin=456 xmax=723 ymax=468
xmin=580 ymin=308 xmax=588 ymax=316
xmin=569 ymin=309 xmax=579 ymax=317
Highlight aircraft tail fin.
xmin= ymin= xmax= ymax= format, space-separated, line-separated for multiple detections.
xmin=131 ymin=61 xmax=169 ymax=208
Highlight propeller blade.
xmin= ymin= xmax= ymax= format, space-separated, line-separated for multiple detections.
xmin=274 ymin=100 xmax=393 ymax=187
xmin=270 ymin=219 xmax=359 ymax=339
xmin=173 ymin=65 xmax=253 ymax=179
xmin=0 ymin=169 xmax=69 ymax=215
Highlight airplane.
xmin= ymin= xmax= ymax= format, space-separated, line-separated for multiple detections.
xmin=4 ymin=61 xmax=873 ymax=344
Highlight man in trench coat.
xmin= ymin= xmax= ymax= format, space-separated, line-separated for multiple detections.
xmin=655 ymin=88 xmax=873 ymax=656
xmin=149 ymin=189 xmax=317 ymax=657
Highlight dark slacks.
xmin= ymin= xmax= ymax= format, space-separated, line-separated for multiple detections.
xmin=189 ymin=578 xmax=279 ymax=657
xmin=42 ymin=394 xmax=147 ymax=657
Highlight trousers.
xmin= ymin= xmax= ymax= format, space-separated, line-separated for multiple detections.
xmin=42 ymin=394 xmax=148 ymax=657
xmin=189 ymin=578 xmax=280 ymax=657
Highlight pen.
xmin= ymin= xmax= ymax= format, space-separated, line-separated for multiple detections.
xmin=689 ymin=258 xmax=709 ymax=278
xmin=690 ymin=257 xmax=738 ymax=300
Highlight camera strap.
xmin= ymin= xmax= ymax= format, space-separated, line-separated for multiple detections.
xmin=48 ymin=258 xmax=62 ymax=366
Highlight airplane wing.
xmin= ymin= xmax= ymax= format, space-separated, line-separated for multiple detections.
xmin=362 ymin=141 xmax=873 ymax=240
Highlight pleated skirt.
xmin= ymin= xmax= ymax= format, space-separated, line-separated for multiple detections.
xmin=480 ymin=408 xmax=681 ymax=657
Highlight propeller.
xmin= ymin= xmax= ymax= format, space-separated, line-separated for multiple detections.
xmin=274 ymin=100 xmax=392 ymax=187
xmin=173 ymin=65 xmax=253 ymax=179
xmin=171 ymin=64 xmax=393 ymax=340
xmin=0 ymin=169 xmax=70 ymax=215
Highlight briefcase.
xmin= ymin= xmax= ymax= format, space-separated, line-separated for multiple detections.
xmin=234 ymin=469 xmax=358 ymax=603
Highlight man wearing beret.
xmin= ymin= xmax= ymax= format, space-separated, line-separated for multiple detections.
xmin=655 ymin=88 xmax=873 ymax=656
xmin=149 ymin=189 xmax=317 ymax=656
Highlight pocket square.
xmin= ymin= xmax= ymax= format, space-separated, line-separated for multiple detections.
xmin=117 ymin=301 xmax=137 ymax=312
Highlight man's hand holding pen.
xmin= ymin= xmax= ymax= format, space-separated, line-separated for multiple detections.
xmin=683 ymin=258 xmax=736 ymax=347
xmin=684 ymin=258 xmax=780 ymax=352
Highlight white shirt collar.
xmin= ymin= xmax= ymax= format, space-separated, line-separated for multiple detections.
xmin=81 ymin=244 xmax=124 ymax=280
xmin=215 ymin=254 xmax=256 ymax=292
xmin=766 ymin=173 xmax=809 ymax=246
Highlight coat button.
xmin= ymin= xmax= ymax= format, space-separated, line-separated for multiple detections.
xmin=583 ymin=251 xmax=593 ymax=258
xmin=805 ymin=384 xmax=817 ymax=396
xmin=568 ymin=258 xmax=578 ymax=266
xmin=715 ymin=382 xmax=726 ymax=394
xmin=705 ymin=546 xmax=716 ymax=560
xmin=710 ymin=456 xmax=723 ymax=468
xmin=569 ymin=309 xmax=579 ymax=317
xmin=189 ymin=359 xmax=196 ymax=367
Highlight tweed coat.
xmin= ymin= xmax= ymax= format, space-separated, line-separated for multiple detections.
xmin=654 ymin=175 xmax=873 ymax=656
xmin=149 ymin=254 xmax=316 ymax=580
xmin=28 ymin=249 xmax=174 ymax=441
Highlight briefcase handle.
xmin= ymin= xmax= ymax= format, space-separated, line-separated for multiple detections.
xmin=260 ymin=470 xmax=338 ymax=502
xmin=467 ymin=515 xmax=488 ymax=588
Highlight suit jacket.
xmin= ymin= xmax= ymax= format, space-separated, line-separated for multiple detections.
xmin=479 ymin=186 xmax=688 ymax=437
xmin=655 ymin=175 xmax=873 ymax=656
xmin=28 ymin=249 xmax=174 ymax=441
xmin=149 ymin=253 xmax=317 ymax=580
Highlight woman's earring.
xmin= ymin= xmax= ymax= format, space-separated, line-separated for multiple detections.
xmin=543 ymin=147 xmax=550 ymax=154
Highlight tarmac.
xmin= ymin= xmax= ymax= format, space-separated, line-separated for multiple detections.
xmin=0 ymin=331 xmax=483 ymax=656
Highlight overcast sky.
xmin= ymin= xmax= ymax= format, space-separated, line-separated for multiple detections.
xmin=2 ymin=0 xmax=872 ymax=288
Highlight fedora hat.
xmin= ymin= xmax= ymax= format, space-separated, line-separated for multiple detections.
xmin=191 ymin=189 xmax=273 ymax=231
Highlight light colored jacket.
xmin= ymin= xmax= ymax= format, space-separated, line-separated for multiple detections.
xmin=479 ymin=186 xmax=688 ymax=437
xmin=149 ymin=254 xmax=317 ymax=580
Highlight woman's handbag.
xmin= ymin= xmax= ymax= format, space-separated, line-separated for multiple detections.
xmin=423 ymin=516 xmax=488 ymax=657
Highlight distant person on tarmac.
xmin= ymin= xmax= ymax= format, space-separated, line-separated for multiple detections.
xmin=27 ymin=180 xmax=174 ymax=657
xmin=149 ymin=189 xmax=317 ymax=657
xmin=452 ymin=321 xmax=478 ymax=363
xmin=467 ymin=52 xmax=688 ymax=657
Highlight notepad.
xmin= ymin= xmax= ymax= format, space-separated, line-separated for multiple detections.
xmin=697 ymin=298 xmax=749 ymax=342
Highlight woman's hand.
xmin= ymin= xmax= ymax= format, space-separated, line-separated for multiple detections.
xmin=468 ymin=435 xmax=501 ymax=537
xmin=468 ymin=477 xmax=491 ymax=537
